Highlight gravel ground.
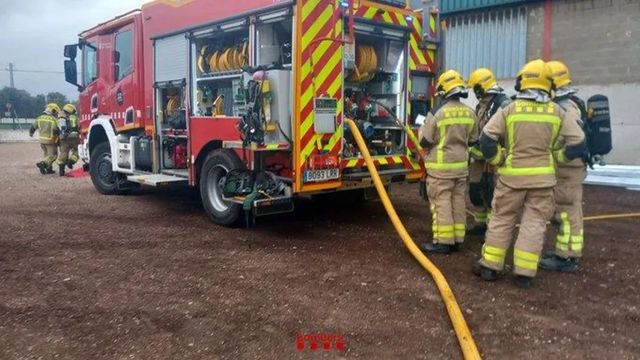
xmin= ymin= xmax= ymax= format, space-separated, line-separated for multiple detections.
xmin=0 ymin=142 xmax=639 ymax=359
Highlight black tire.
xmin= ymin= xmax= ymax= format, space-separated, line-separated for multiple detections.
xmin=199 ymin=149 xmax=244 ymax=226
xmin=90 ymin=142 xmax=122 ymax=195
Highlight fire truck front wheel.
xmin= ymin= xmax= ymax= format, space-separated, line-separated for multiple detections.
xmin=199 ymin=149 xmax=243 ymax=226
xmin=90 ymin=142 xmax=123 ymax=195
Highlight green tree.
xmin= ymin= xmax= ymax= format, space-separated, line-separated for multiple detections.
xmin=0 ymin=87 xmax=38 ymax=118
xmin=45 ymin=92 xmax=69 ymax=107
xmin=0 ymin=87 xmax=76 ymax=119
xmin=33 ymin=95 xmax=47 ymax=117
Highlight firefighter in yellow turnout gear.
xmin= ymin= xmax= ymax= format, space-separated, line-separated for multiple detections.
xmin=419 ymin=70 xmax=479 ymax=254
xmin=29 ymin=103 xmax=60 ymax=174
xmin=473 ymin=60 xmax=586 ymax=288
xmin=467 ymin=68 xmax=510 ymax=234
xmin=540 ymin=61 xmax=587 ymax=272
xmin=57 ymin=104 xmax=80 ymax=176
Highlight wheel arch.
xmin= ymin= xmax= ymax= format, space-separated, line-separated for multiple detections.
xmin=194 ymin=140 xmax=225 ymax=185
xmin=88 ymin=116 xmax=118 ymax=166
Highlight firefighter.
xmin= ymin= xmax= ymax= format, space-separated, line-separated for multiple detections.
xmin=539 ymin=61 xmax=587 ymax=272
xmin=56 ymin=104 xmax=80 ymax=176
xmin=29 ymin=103 xmax=60 ymax=174
xmin=418 ymin=69 xmax=479 ymax=254
xmin=473 ymin=59 xmax=586 ymax=288
xmin=466 ymin=68 xmax=510 ymax=235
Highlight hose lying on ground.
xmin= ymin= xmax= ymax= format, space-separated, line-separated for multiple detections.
xmin=583 ymin=212 xmax=640 ymax=221
xmin=345 ymin=118 xmax=481 ymax=360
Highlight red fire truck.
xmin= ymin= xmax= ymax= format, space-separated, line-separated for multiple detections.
xmin=63 ymin=0 xmax=439 ymax=226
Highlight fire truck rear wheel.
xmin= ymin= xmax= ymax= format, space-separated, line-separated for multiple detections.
xmin=199 ymin=149 xmax=244 ymax=226
xmin=90 ymin=142 xmax=122 ymax=195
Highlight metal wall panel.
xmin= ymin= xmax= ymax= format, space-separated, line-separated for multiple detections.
xmin=443 ymin=6 xmax=526 ymax=79
xmin=155 ymin=34 xmax=188 ymax=82
xmin=409 ymin=0 xmax=527 ymax=14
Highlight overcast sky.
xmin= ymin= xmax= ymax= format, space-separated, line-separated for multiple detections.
xmin=0 ymin=0 xmax=147 ymax=100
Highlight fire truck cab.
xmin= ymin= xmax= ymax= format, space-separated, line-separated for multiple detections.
xmin=63 ymin=0 xmax=438 ymax=226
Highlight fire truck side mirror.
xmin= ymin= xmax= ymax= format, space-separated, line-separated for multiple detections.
xmin=64 ymin=59 xmax=83 ymax=92
xmin=64 ymin=44 xmax=78 ymax=60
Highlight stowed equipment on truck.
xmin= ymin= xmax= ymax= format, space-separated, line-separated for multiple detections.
xmin=222 ymin=64 xmax=294 ymax=224
xmin=63 ymin=0 xmax=437 ymax=226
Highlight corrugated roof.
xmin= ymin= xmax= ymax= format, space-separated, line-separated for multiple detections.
xmin=410 ymin=0 xmax=528 ymax=14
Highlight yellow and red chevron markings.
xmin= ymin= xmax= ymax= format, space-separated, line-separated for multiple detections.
xmin=342 ymin=154 xmax=421 ymax=170
xmin=296 ymin=1 xmax=434 ymax=190
xmin=297 ymin=1 xmax=344 ymax=177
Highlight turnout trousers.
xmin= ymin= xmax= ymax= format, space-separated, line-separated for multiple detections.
xmin=40 ymin=144 xmax=58 ymax=166
xmin=554 ymin=166 xmax=586 ymax=258
xmin=57 ymin=137 xmax=79 ymax=166
xmin=427 ymin=176 xmax=467 ymax=245
xmin=468 ymin=160 xmax=495 ymax=228
xmin=479 ymin=180 xmax=555 ymax=277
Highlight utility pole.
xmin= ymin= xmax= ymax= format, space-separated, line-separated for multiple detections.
xmin=8 ymin=62 xmax=15 ymax=88
xmin=3 ymin=63 xmax=63 ymax=88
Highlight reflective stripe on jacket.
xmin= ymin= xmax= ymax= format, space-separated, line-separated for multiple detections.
xmin=419 ymin=100 xmax=479 ymax=179
xmin=555 ymin=98 xmax=585 ymax=169
xmin=500 ymin=101 xmax=561 ymax=177
xmin=482 ymin=99 xmax=585 ymax=189
xmin=68 ymin=114 xmax=79 ymax=138
xmin=33 ymin=114 xmax=59 ymax=144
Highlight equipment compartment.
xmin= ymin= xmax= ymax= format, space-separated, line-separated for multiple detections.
xmin=343 ymin=25 xmax=409 ymax=158
xmin=191 ymin=23 xmax=250 ymax=118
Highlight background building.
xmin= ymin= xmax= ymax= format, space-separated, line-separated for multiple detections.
xmin=412 ymin=0 xmax=640 ymax=165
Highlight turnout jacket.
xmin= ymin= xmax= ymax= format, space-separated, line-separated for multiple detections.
xmin=476 ymin=92 xmax=510 ymax=132
xmin=481 ymin=99 xmax=585 ymax=189
xmin=419 ymin=100 xmax=479 ymax=179
xmin=555 ymin=97 xmax=586 ymax=170
xmin=30 ymin=113 xmax=59 ymax=145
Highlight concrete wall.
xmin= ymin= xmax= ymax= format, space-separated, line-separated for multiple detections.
xmin=547 ymin=0 xmax=640 ymax=165
xmin=574 ymin=83 xmax=640 ymax=165
xmin=550 ymin=0 xmax=640 ymax=84
xmin=520 ymin=0 xmax=640 ymax=165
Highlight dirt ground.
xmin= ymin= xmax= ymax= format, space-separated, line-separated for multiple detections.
xmin=0 ymin=142 xmax=639 ymax=360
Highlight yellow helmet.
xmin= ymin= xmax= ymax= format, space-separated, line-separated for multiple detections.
xmin=436 ymin=69 xmax=467 ymax=97
xmin=45 ymin=103 xmax=61 ymax=114
xmin=63 ymin=103 xmax=77 ymax=114
xmin=516 ymin=59 xmax=552 ymax=93
xmin=468 ymin=68 xmax=497 ymax=96
xmin=546 ymin=60 xmax=571 ymax=89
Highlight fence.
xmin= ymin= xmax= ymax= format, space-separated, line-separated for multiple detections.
xmin=0 ymin=118 xmax=34 ymax=130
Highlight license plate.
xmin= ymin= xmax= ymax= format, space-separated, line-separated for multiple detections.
xmin=304 ymin=168 xmax=340 ymax=182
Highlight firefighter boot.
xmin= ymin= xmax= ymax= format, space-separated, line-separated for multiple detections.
xmin=59 ymin=163 xmax=66 ymax=177
xmin=36 ymin=161 xmax=47 ymax=175
xmin=45 ymin=165 xmax=55 ymax=174
xmin=472 ymin=262 xmax=497 ymax=281
xmin=515 ymin=275 xmax=534 ymax=289
xmin=421 ymin=242 xmax=454 ymax=254
xmin=539 ymin=253 xmax=579 ymax=272
xmin=66 ymin=159 xmax=74 ymax=169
